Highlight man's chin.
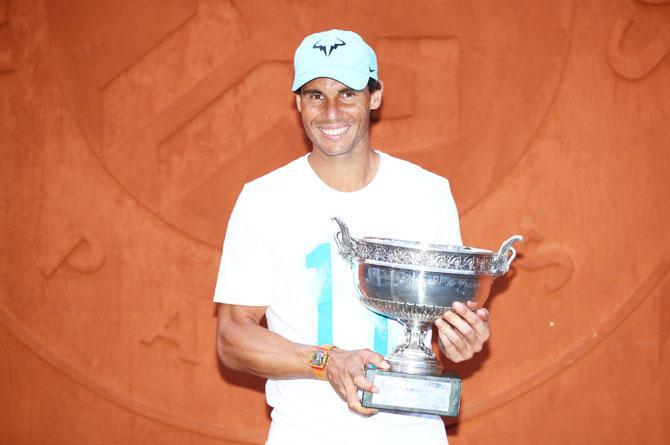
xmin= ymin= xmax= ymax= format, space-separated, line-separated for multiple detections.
xmin=312 ymin=145 xmax=357 ymax=158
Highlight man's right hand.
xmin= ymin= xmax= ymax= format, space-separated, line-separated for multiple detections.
xmin=324 ymin=348 xmax=390 ymax=416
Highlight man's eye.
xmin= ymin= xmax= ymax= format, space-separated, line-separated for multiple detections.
xmin=341 ymin=92 xmax=356 ymax=98
xmin=309 ymin=94 xmax=323 ymax=100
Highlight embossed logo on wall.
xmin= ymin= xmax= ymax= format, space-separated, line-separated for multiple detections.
xmin=6 ymin=0 xmax=577 ymax=440
xmin=8 ymin=0 xmax=668 ymax=443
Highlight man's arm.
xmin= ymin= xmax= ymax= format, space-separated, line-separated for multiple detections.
xmin=216 ymin=303 xmax=389 ymax=415
xmin=435 ymin=301 xmax=491 ymax=362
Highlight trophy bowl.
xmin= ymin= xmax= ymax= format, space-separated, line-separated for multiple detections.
xmin=332 ymin=217 xmax=523 ymax=377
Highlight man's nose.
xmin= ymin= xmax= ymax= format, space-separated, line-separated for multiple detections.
xmin=324 ymin=98 xmax=340 ymax=120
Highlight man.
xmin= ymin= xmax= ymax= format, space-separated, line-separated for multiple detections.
xmin=214 ymin=29 xmax=490 ymax=445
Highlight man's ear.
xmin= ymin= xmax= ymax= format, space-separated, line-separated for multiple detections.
xmin=295 ymin=93 xmax=302 ymax=112
xmin=370 ymin=80 xmax=383 ymax=111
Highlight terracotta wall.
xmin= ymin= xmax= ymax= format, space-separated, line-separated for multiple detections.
xmin=1 ymin=0 xmax=669 ymax=444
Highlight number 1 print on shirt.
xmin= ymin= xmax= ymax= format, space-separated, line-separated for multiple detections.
xmin=306 ymin=243 xmax=388 ymax=356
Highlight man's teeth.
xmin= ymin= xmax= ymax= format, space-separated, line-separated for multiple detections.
xmin=321 ymin=126 xmax=347 ymax=136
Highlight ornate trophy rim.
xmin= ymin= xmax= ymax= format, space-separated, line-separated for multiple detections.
xmin=362 ymin=236 xmax=493 ymax=255
xmin=332 ymin=217 xmax=522 ymax=277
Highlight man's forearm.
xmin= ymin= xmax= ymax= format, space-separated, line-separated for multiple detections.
xmin=216 ymin=303 xmax=389 ymax=416
xmin=216 ymin=304 xmax=315 ymax=379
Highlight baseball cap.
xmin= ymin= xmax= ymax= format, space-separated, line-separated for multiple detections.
xmin=291 ymin=29 xmax=378 ymax=92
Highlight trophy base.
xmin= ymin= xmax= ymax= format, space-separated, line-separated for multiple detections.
xmin=361 ymin=367 xmax=461 ymax=417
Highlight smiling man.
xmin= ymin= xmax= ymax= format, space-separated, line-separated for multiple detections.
xmin=214 ymin=29 xmax=490 ymax=445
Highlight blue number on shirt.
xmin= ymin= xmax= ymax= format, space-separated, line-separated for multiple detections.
xmin=306 ymin=243 xmax=388 ymax=356
xmin=306 ymin=243 xmax=333 ymax=345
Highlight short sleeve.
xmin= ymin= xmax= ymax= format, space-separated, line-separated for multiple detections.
xmin=213 ymin=185 xmax=274 ymax=306
xmin=439 ymin=179 xmax=462 ymax=246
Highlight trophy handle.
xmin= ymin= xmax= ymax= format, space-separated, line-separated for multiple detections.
xmin=493 ymin=235 xmax=523 ymax=276
xmin=332 ymin=217 xmax=356 ymax=262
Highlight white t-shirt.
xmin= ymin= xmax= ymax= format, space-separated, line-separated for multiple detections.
xmin=214 ymin=151 xmax=461 ymax=445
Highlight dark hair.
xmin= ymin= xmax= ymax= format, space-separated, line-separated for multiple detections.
xmin=295 ymin=77 xmax=382 ymax=95
xmin=366 ymin=78 xmax=382 ymax=93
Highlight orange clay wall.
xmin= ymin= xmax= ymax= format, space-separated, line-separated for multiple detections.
xmin=1 ymin=1 xmax=669 ymax=444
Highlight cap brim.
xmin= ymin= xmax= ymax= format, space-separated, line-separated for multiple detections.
xmin=292 ymin=65 xmax=370 ymax=91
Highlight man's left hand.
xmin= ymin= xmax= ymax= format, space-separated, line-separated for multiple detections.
xmin=435 ymin=301 xmax=490 ymax=363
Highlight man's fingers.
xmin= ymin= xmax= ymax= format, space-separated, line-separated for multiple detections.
xmin=436 ymin=319 xmax=467 ymax=362
xmin=443 ymin=308 xmax=478 ymax=344
xmin=448 ymin=302 xmax=490 ymax=342
xmin=325 ymin=349 xmax=381 ymax=416
xmin=345 ymin=378 xmax=377 ymax=416
xmin=452 ymin=301 xmax=483 ymax=325
xmin=476 ymin=307 xmax=490 ymax=323
xmin=353 ymin=374 xmax=377 ymax=393
xmin=363 ymin=350 xmax=390 ymax=370
xmin=436 ymin=302 xmax=492 ymax=363
xmin=350 ymin=402 xmax=377 ymax=416
xmin=466 ymin=300 xmax=491 ymax=322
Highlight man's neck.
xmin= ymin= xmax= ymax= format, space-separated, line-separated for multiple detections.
xmin=308 ymin=147 xmax=380 ymax=193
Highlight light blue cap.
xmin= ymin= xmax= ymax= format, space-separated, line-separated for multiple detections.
xmin=292 ymin=29 xmax=378 ymax=92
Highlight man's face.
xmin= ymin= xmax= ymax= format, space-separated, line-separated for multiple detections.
xmin=295 ymin=77 xmax=382 ymax=158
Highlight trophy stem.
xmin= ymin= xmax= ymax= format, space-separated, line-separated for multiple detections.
xmin=397 ymin=321 xmax=434 ymax=356
xmin=386 ymin=320 xmax=444 ymax=375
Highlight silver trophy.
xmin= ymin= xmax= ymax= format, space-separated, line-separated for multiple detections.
xmin=332 ymin=217 xmax=522 ymax=416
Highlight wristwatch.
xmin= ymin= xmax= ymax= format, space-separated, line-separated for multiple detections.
xmin=309 ymin=345 xmax=336 ymax=380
